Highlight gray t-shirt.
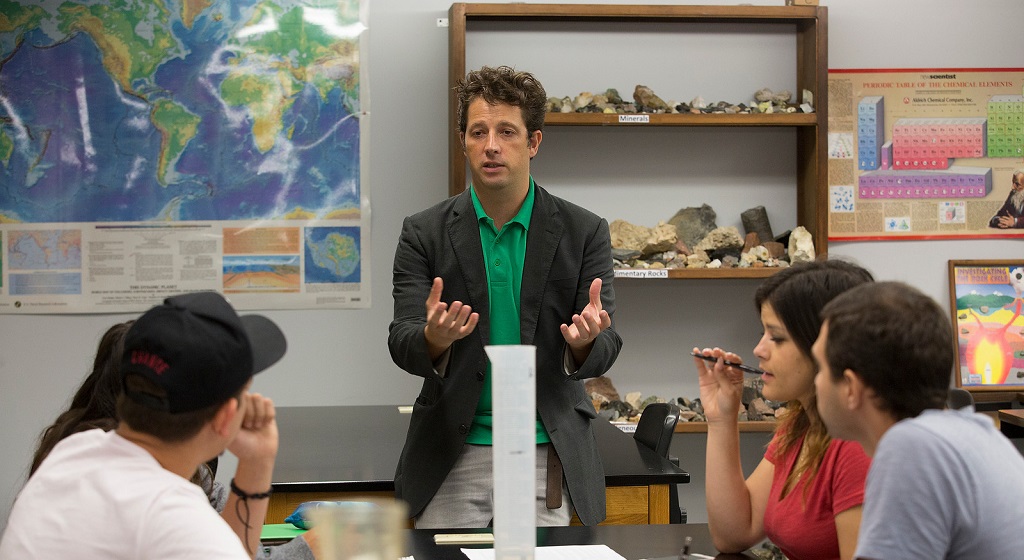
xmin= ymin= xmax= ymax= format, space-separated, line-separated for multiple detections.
xmin=855 ymin=408 xmax=1024 ymax=559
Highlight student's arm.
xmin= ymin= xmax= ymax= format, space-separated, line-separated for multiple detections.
xmin=832 ymin=440 xmax=870 ymax=560
xmin=223 ymin=393 xmax=278 ymax=559
xmin=836 ymin=506 xmax=863 ymax=560
xmin=695 ymin=348 xmax=773 ymax=552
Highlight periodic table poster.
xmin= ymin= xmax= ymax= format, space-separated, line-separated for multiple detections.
xmin=827 ymin=68 xmax=1024 ymax=241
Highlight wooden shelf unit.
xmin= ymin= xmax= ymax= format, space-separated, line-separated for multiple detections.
xmin=447 ymin=3 xmax=830 ymax=268
xmin=614 ymin=268 xmax=782 ymax=280
xmin=675 ymin=421 xmax=777 ymax=433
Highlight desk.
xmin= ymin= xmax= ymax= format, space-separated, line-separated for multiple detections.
xmin=269 ymin=406 xmax=690 ymax=526
xmin=409 ymin=524 xmax=753 ymax=560
xmin=998 ymin=409 xmax=1024 ymax=438
xmin=262 ymin=523 xmax=753 ymax=560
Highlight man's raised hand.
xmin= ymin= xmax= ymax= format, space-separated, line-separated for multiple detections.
xmin=560 ymin=277 xmax=611 ymax=349
xmin=424 ymin=277 xmax=479 ymax=359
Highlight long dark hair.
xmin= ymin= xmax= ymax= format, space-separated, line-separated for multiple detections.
xmin=30 ymin=320 xmax=134 ymax=475
xmin=754 ymin=260 xmax=873 ymax=499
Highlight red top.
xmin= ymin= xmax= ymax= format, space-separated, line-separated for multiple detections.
xmin=761 ymin=434 xmax=870 ymax=560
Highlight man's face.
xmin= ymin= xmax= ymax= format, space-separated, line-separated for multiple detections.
xmin=1012 ymin=174 xmax=1024 ymax=193
xmin=812 ymin=322 xmax=854 ymax=440
xmin=461 ymin=98 xmax=540 ymax=195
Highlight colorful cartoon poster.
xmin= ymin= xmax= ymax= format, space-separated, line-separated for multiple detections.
xmin=949 ymin=261 xmax=1024 ymax=390
xmin=0 ymin=0 xmax=369 ymax=313
xmin=828 ymin=68 xmax=1024 ymax=241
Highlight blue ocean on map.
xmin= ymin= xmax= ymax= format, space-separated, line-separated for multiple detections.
xmin=0 ymin=0 xmax=361 ymax=223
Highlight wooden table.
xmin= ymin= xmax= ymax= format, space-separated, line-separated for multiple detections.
xmin=998 ymin=408 xmax=1024 ymax=438
xmin=268 ymin=405 xmax=690 ymax=526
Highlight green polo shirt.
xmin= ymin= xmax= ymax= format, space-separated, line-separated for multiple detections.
xmin=466 ymin=179 xmax=550 ymax=445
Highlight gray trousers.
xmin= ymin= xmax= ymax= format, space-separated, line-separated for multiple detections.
xmin=413 ymin=443 xmax=574 ymax=528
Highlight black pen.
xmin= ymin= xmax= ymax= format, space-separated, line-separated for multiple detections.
xmin=691 ymin=351 xmax=765 ymax=375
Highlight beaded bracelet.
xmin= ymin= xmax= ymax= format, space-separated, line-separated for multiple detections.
xmin=229 ymin=478 xmax=273 ymax=500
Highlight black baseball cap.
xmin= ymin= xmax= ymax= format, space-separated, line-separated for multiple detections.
xmin=122 ymin=291 xmax=287 ymax=413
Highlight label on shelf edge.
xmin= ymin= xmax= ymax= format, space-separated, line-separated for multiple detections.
xmin=618 ymin=114 xmax=650 ymax=123
xmin=611 ymin=422 xmax=637 ymax=433
xmin=614 ymin=269 xmax=668 ymax=278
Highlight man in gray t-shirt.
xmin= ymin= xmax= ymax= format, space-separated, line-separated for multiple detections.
xmin=810 ymin=281 xmax=1024 ymax=560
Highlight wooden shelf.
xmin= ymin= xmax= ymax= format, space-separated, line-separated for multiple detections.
xmin=448 ymin=3 xmax=830 ymax=259
xmin=616 ymin=419 xmax=779 ymax=434
xmin=675 ymin=421 xmax=777 ymax=433
xmin=544 ymin=112 xmax=818 ymax=127
xmin=451 ymin=3 xmax=821 ymax=21
xmin=614 ymin=268 xmax=780 ymax=280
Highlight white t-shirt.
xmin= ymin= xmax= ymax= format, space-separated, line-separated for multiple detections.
xmin=0 ymin=429 xmax=250 ymax=559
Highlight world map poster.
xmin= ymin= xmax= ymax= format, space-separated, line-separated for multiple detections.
xmin=0 ymin=0 xmax=369 ymax=313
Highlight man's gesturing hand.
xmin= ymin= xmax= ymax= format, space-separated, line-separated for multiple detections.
xmin=560 ymin=278 xmax=611 ymax=350
xmin=424 ymin=277 xmax=479 ymax=359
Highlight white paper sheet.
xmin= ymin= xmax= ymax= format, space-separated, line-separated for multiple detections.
xmin=460 ymin=544 xmax=627 ymax=560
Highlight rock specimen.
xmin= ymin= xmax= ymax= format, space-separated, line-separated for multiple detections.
xmin=633 ymin=85 xmax=668 ymax=112
xmin=693 ymin=226 xmax=744 ymax=254
xmin=740 ymin=206 xmax=774 ymax=247
xmin=609 ymin=219 xmax=677 ymax=257
xmin=668 ymin=205 xmax=718 ymax=249
xmin=787 ymin=225 xmax=815 ymax=263
xmin=584 ymin=376 xmax=621 ymax=412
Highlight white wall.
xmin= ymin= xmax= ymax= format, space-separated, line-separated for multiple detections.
xmin=1 ymin=0 xmax=1022 ymax=530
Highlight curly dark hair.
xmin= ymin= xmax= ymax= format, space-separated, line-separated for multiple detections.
xmin=456 ymin=65 xmax=547 ymax=135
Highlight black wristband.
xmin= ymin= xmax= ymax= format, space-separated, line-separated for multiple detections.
xmin=229 ymin=478 xmax=273 ymax=500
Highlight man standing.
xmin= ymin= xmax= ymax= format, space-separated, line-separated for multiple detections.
xmin=389 ymin=65 xmax=622 ymax=528
xmin=0 ymin=292 xmax=287 ymax=559
xmin=812 ymin=282 xmax=1024 ymax=559
xmin=988 ymin=169 xmax=1024 ymax=228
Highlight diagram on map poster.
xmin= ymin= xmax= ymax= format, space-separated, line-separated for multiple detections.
xmin=828 ymin=69 xmax=1024 ymax=241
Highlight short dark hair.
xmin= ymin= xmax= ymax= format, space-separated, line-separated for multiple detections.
xmin=755 ymin=259 xmax=876 ymax=359
xmin=456 ymin=65 xmax=547 ymax=135
xmin=116 ymin=374 xmax=241 ymax=442
xmin=821 ymin=281 xmax=953 ymax=420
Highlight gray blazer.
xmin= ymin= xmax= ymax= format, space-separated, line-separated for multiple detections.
xmin=388 ymin=184 xmax=622 ymax=526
